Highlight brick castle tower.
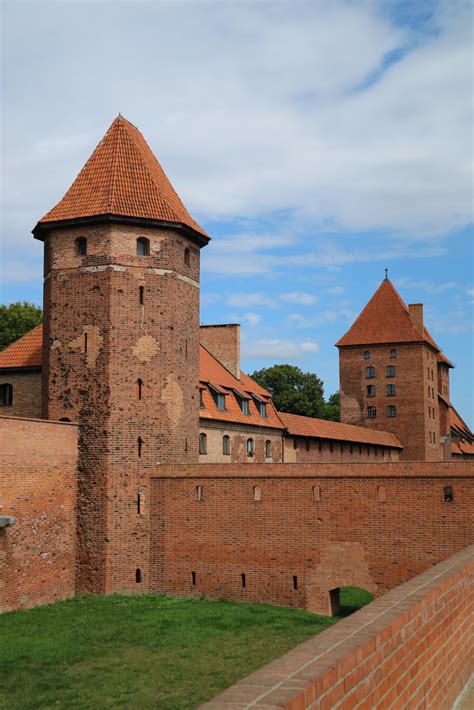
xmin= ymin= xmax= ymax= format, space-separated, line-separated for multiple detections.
xmin=336 ymin=276 xmax=451 ymax=461
xmin=33 ymin=116 xmax=210 ymax=594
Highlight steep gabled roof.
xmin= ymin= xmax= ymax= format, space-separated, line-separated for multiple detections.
xmin=278 ymin=411 xmax=402 ymax=449
xmin=34 ymin=115 xmax=209 ymax=242
xmin=336 ymin=279 xmax=440 ymax=350
xmin=0 ymin=325 xmax=43 ymax=368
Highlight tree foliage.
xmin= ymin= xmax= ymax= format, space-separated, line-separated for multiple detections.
xmin=0 ymin=302 xmax=43 ymax=350
xmin=251 ymin=363 xmax=339 ymax=421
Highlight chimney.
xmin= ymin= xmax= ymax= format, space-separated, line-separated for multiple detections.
xmin=408 ymin=304 xmax=423 ymax=334
xmin=200 ymin=324 xmax=240 ymax=379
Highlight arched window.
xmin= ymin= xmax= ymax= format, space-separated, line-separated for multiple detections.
xmin=135 ymin=568 xmax=142 ymax=583
xmin=76 ymin=237 xmax=87 ymax=256
xmin=0 ymin=383 xmax=13 ymax=406
xmin=247 ymin=438 xmax=254 ymax=457
xmin=184 ymin=247 xmax=190 ymax=266
xmin=265 ymin=440 xmax=272 ymax=458
xmin=222 ymin=435 xmax=230 ymax=456
xmin=136 ymin=237 xmax=150 ymax=257
xmin=199 ymin=433 xmax=207 ymax=455
xmin=386 ymin=365 xmax=396 ymax=377
xmin=137 ymin=378 xmax=143 ymax=400
xmin=59 ymin=417 xmax=71 ymax=422
xmin=137 ymin=436 xmax=143 ymax=458
xmin=196 ymin=485 xmax=203 ymax=501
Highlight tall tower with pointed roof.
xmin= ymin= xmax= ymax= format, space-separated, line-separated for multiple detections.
xmin=34 ymin=116 xmax=209 ymax=594
xmin=336 ymin=279 xmax=451 ymax=461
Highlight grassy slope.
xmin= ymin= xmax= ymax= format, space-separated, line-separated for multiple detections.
xmin=1 ymin=595 xmax=340 ymax=710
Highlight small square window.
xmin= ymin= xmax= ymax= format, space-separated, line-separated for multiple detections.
xmin=364 ymin=351 xmax=371 ymax=359
xmin=367 ymin=406 xmax=376 ymax=418
xmin=387 ymin=405 xmax=396 ymax=417
xmin=390 ymin=349 xmax=397 ymax=358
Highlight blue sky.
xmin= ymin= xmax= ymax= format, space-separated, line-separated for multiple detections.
xmin=1 ymin=0 xmax=472 ymax=424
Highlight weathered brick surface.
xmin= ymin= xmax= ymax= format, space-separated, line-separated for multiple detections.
xmin=200 ymin=422 xmax=283 ymax=463
xmin=339 ymin=343 xmax=442 ymax=461
xmin=200 ymin=324 xmax=240 ymax=379
xmin=0 ymin=370 xmax=42 ymax=418
xmin=283 ymin=436 xmax=400 ymax=463
xmin=0 ymin=416 xmax=78 ymax=612
xmin=42 ymin=222 xmax=201 ymax=595
xmin=200 ymin=545 xmax=474 ymax=709
xmin=151 ymin=461 xmax=473 ymax=613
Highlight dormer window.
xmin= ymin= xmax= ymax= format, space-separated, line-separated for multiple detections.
xmin=241 ymin=398 xmax=250 ymax=415
xmin=209 ymin=384 xmax=226 ymax=411
xmin=252 ymin=394 xmax=268 ymax=418
xmin=76 ymin=237 xmax=87 ymax=256
xmin=136 ymin=237 xmax=149 ymax=257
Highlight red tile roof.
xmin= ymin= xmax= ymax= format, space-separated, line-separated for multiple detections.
xmin=336 ymin=279 xmax=441 ymax=350
xmin=278 ymin=411 xmax=402 ymax=449
xmin=34 ymin=115 xmax=208 ymax=240
xmin=0 ymin=325 xmax=43 ymax=368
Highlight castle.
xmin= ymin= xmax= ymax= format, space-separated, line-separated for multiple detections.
xmin=0 ymin=116 xmax=472 ymax=616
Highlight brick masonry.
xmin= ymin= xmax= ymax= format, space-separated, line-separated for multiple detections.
xmin=201 ymin=544 xmax=474 ymax=709
xmin=0 ymin=370 xmax=42 ymax=418
xmin=150 ymin=461 xmax=473 ymax=613
xmin=0 ymin=415 xmax=78 ymax=612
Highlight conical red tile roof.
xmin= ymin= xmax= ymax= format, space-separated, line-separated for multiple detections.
xmin=336 ymin=279 xmax=440 ymax=349
xmin=34 ymin=115 xmax=208 ymax=240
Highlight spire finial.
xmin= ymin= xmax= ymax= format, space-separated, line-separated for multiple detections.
xmin=384 ymin=267 xmax=388 ymax=280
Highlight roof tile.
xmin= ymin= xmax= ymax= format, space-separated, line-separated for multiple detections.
xmin=278 ymin=411 xmax=402 ymax=448
xmin=0 ymin=325 xmax=43 ymax=368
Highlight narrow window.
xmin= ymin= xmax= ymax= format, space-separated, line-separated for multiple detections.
xmin=350 ymin=444 xmax=353 ymax=455
xmin=137 ymin=378 xmax=143 ymax=400
xmin=259 ymin=402 xmax=267 ymax=418
xmin=429 ymin=431 xmax=432 ymax=443
xmin=138 ymin=436 xmax=143 ymax=458
xmin=191 ymin=571 xmax=196 ymax=586
xmin=76 ymin=237 xmax=87 ymax=256
xmin=374 ymin=447 xmax=378 ymax=457
xmin=136 ymin=237 xmax=149 ymax=257
xmin=253 ymin=485 xmax=261 ymax=501
xmin=313 ymin=485 xmax=321 ymax=501
xmin=84 ymin=332 xmax=88 ymax=354
xmin=378 ymin=486 xmax=387 ymax=502
xmin=293 ymin=438 xmax=298 ymax=450
xmin=139 ymin=286 xmax=144 ymax=305
xmin=390 ymin=349 xmax=397 ymax=358
xmin=359 ymin=446 xmax=362 ymax=455
xmin=199 ymin=389 xmax=205 ymax=408
xmin=386 ymin=365 xmax=395 ymax=377
xmin=433 ymin=431 xmax=436 ymax=443
xmin=185 ymin=437 xmax=188 ymax=453
xmin=240 ymin=397 xmax=250 ymax=415
xmin=135 ymin=568 xmax=142 ymax=583
xmin=241 ymin=573 xmax=246 ymax=588
xmin=292 ymin=576 xmax=298 ymax=591
xmin=196 ymin=485 xmax=203 ymax=501
xmin=364 ymin=351 xmax=371 ymax=359
xmin=444 ymin=486 xmax=453 ymax=503
xmin=318 ymin=440 xmax=322 ymax=453
xmin=216 ymin=393 xmax=226 ymax=411
xmin=367 ymin=385 xmax=376 ymax=397
xmin=265 ymin=440 xmax=272 ymax=458
xmin=387 ymin=405 xmax=396 ymax=417
xmin=306 ymin=439 xmax=310 ymax=452
xmin=137 ymin=493 xmax=142 ymax=515
xmin=199 ymin=433 xmax=207 ymax=455
xmin=0 ymin=383 xmax=13 ymax=406
xmin=184 ymin=247 xmax=190 ymax=266
xmin=329 ymin=441 xmax=334 ymax=453
xmin=366 ymin=366 xmax=375 ymax=378
xmin=432 ymin=387 xmax=435 ymax=399
xmin=367 ymin=446 xmax=370 ymax=456
xmin=340 ymin=444 xmax=344 ymax=454
xmin=247 ymin=438 xmax=254 ymax=457
xmin=427 ymin=385 xmax=430 ymax=397
xmin=387 ymin=384 xmax=396 ymax=396
xmin=223 ymin=435 xmax=230 ymax=456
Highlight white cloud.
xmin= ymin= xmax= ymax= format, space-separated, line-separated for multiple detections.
xmin=280 ymin=291 xmax=318 ymax=305
xmin=227 ymin=292 xmax=275 ymax=308
xmin=325 ymin=286 xmax=345 ymax=296
xmin=289 ymin=310 xmax=339 ymax=328
xmin=395 ymin=277 xmax=457 ymax=295
xmin=245 ymin=338 xmax=320 ymax=360
xmin=242 ymin=312 xmax=262 ymax=326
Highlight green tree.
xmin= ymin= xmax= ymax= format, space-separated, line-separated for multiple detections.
xmin=0 ymin=302 xmax=43 ymax=350
xmin=323 ymin=391 xmax=340 ymax=422
xmin=251 ymin=364 xmax=326 ymax=419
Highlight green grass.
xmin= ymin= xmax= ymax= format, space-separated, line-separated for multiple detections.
xmin=0 ymin=590 xmax=372 ymax=709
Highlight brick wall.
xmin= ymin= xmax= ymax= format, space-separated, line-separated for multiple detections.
xmin=283 ymin=436 xmax=400 ymax=463
xmin=150 ymin=461 xmax=473 ymax=613
xmin=200 ymin=422 xmax=283 ymax=463
xmin=0 ymin=370 xmax=42 ymax=418
xmin=200 ymin=324 xmax=240 ymax=378
xmin=0 ymin=416 xmax=78 ymax=612
xmin=201 ymin=544 xmax=474 ymax=709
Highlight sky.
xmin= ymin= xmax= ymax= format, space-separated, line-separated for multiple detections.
xmin=1 ymin=0 xmax=473 ymax=424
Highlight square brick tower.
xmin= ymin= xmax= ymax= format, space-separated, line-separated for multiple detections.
xmin=33 ymin=116 xmax=210 ymax=594
xmin=336 ymin=277 xmax=452 ymax=461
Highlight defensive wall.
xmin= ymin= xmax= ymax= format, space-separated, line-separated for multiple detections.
xmin=0 ymin=416 xmax=78 ymax=612
xmin=151 ymin=461 xmax=474 ymax=614
xmin=201 ymin=544 xmax=474 ymax=709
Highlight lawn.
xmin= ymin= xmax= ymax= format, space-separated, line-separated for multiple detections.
xmin=0 ymin=590 xmax=371 ymax=709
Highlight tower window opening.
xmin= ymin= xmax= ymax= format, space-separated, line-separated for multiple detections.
xmin=192 ymin=571 xmax=196 ymax=586
xmin=199 ymin=433 xmax=207 ymax=454
xmin=139 ymin=286 xmax=144 ymax=305
xmin=138 ymin=436 xmax=143 ymax=458
xmin=84 ymin=332 xmax=88 ymax=354
xmin=247 ymin=438 xmax=255 ymax=457
xmin=350 ymin=444 xmax=353 ymax=454
xmin=318 ymin=440 xmax=322 ymax=453
xmin=223 ymin=435 xmax=230 ymax=456
xmin=444 ymin=486 xmax=453 ymax=503
xmin=136 ymin=237 xmax=150 ymax=257
xmin=184 ymin=247 xmax=190 ymax=266
xmin=306 ymin=439 xmax=310 ymax=452
xmin=135 ymin=568 xmax=142 ymax=583
xmin=265 ymin=440 xmax=272 ymax=458
xmin=0 ymin=383 xmax=13 ymax=406
xmin=196 ymin=485 xmax=203 ymax=501
xmin=241 ymin=573 xmax=246 ymax=588
xmin=292 ymin=575 xmax=298 ymax=591
xmin=137 ymin=378 xmax=143 ymax=400
xmin=137 ymin=492 xmax=142 ymax=515
xmin=329 ymin=441 xmax=334 ymax=453
xmin=76 ymin=237 xmax=87 ymax=256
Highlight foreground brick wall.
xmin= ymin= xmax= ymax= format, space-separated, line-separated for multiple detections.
xmin=150 ymin=461 xmax=473 ymax=613
xmin=0 ymin=416 xmax=78 ymax=612
xmin=202 ymin=544 xmax=474 ymax=709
